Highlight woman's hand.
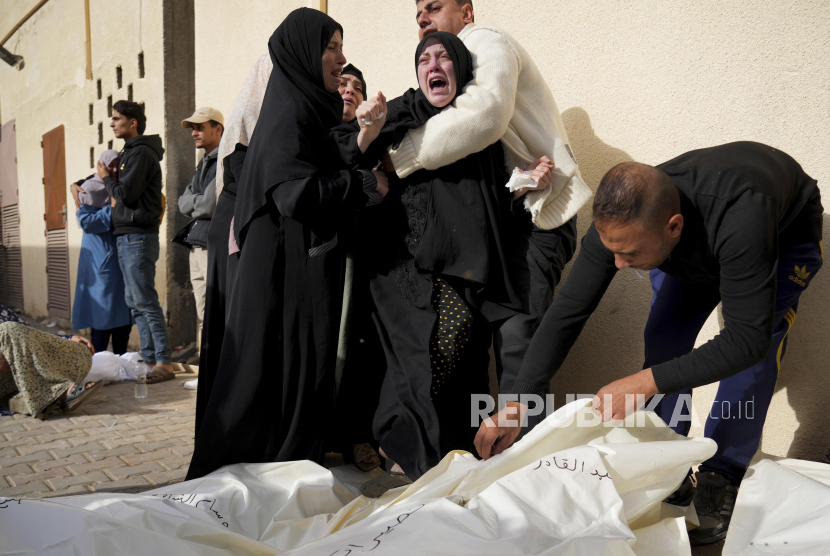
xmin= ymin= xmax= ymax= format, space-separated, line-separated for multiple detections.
xmin=70 ymin=183 xmax=83 ymax=209
xmin=356 ymin=92 xmax=387 ymax=153
xmin=514 ymin=156 xmax=555 ymax=200
xmin=70 ymin=335 xmax=95 ymax=355
xmin=97 ymin=160 xmax=111 ymax=180
xmin=372 ymin=170 xmax=389 ymax=197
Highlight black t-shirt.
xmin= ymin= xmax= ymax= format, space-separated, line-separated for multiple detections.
xmin=510 ymin=141 xmax=821 ymax=396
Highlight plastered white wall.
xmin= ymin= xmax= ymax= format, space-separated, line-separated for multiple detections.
xmin=0 ymin=0 xmax=167 ymax=323
xmin=193 ymin=0 xmax=307 ymax=129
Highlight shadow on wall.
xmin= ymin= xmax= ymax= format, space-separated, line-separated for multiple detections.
xmin=487 ymin=107 xmax=637 ymax=402
xmin=774 ymin=212 xmax=830 ymax=463
xmin=560 ymin=107 xmax=634 ymax=190
xmin=546 ymin=107 xmax=649 ymax=403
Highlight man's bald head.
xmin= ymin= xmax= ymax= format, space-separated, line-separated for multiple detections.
xmin=593 ymin=162 xmax=680 ymax=232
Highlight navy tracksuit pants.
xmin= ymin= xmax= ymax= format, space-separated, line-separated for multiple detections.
xmin=646 ymin=241 xmax=822 ymax=485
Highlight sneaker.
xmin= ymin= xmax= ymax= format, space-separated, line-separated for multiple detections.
xmin=688 ymin=471 xmax=738 ymax=545
xmin=171 ymin=344 xmax=197 ymax=363
xmin=664 ymin=474 xmax=696 ymax=507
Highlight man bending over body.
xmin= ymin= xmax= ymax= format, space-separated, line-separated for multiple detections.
xmin=390 ymin=0 xmax=591 ymax=431
xmin=476 ymin=141 xmax=823 ymax=546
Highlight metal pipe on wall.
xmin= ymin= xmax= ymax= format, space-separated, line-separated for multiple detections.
xmin=84 ymin=0 xmax=92 ymax=79
xmin=0 ymin=0 xmax=52 ymax=46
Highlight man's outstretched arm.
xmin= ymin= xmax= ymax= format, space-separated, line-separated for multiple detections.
xmin=475 ymin=225 xmax=618 ymax=459
xmin=389 ymin=28 xmax=520 ymax=178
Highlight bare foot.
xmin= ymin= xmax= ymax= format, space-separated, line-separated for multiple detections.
xmin=377 ymin=447 xmax=403 ymax=474
xmin=57 ymin=383 xmax=74 ymax=404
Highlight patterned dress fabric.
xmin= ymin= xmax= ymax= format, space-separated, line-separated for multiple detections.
xmin=0 ymin=305 xmax=27 ymax=327
xmin=0 ymin=323 xmax=92 ymax=417
xmin=429 ymin=277 xmax=473 ymax=400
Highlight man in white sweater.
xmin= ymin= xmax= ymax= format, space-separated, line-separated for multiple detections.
xmin=388 ymin=0 xmax=590 ymax=434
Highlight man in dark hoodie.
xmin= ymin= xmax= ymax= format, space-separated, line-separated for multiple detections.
xmin=98 ymin=100 xmax=173 ymax=382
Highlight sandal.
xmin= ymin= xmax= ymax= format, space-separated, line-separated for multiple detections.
xmin=146 ymin=366 xmax=176 ymax=384
xmin=359 ymin=458 xmax=413 ymax=498
xmin=351 ymin=443 xmax=381 ymax=472
xmin=61 ymin=381 xmax=103 ymax=413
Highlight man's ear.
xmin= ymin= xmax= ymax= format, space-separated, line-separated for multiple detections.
xmin=462 ymin=4 xmax=474 ymax=24
xmin=666 ymin=213 xmax=684 ymax=239
xmin=129 ymin=118 xmax=138 ymax=131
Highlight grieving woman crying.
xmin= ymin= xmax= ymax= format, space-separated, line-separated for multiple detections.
xmin=336 ymin=32 xmax=552 ymax=482
xmin=186 ymin=8 xmax=388 ymax=480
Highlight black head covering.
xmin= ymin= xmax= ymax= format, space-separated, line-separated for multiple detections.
xmin=413 ymin=32 xmax=473 ymax=94
xmin=341 ymin=64 xmax=367 ymax=96
xmin=384 ymin=31 xmax=474 ymax=149
xmin=233 ymin=8 xmax=344 ymax=247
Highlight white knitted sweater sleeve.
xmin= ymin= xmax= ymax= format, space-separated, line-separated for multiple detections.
xmin=388 ymin=27 xmax=520 ymax=179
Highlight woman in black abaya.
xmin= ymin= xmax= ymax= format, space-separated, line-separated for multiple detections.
xmin=193 ymin=55 xmax=271 ymax=438
xmin=186 ymin=8 xmax=386 ymax=480
xmin=337 ymin=33 xmax=551 ymax=481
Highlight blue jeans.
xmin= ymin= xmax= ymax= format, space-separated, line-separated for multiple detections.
xmin=645 ymin=242 xmax=823 ymax=485
xmin=116 ymin=233 xmax=172 ymax=365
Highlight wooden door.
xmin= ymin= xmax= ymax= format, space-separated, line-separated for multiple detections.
xmin=43 ymin=125 xmax=67 ymax=231
xmin=0 ymin=120 xmax=23 ymax=309
xmin=42 ymin=125 xmax=71 ymax=319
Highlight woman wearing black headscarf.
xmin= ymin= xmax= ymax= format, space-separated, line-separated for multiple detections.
xmin=336 ymin=32 xmax=549 ymax=482
xmin=186 ymin=8 xmax=387 ymax=480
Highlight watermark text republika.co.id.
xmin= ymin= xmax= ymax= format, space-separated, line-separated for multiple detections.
xmin=472 ymin=394 xmax=755 ymax=428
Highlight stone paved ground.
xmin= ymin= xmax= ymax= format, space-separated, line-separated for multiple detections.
xmin=0 ymin=374 xmax=197 ymax=498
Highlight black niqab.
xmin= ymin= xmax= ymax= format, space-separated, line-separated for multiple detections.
xmin=234 ymin=7 xmax=344 ymax=247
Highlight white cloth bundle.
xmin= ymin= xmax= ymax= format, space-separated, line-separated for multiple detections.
xmin=84 ymin=351 xmax=148 ymax=383
xmin=0 ymin=400 xmax=716 ymax=555
xmin=723 ymin=457 xmax=830 ymax=555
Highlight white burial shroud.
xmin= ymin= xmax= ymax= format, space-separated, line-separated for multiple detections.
xmin=0 ymin=400 xmax=715 ymax=555
xmin=722 ymin=456 xmax=830 ymax=555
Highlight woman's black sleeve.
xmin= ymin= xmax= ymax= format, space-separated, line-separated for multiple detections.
xmin=271 ymin=170 xmax=370 ymax=221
